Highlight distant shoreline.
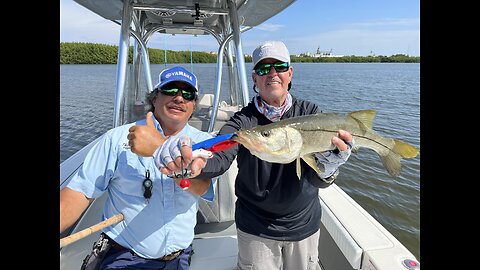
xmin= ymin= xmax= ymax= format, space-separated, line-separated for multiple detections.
xmin=60 ymin=42 xmax=420 ymax=64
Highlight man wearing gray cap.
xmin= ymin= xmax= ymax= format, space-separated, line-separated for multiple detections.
xmin=130 ymin=41 xmax=354 ymax=269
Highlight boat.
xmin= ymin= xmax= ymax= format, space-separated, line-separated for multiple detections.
xmin=60 ymin=1 xmax=420 ymax=269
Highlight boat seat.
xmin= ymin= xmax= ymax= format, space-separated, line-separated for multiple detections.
xmin=208 ymin=101 xmax=239 ymax=121
xmin=192 ymin=158 xmax=238 ymax=269
xmin=196 ymin=157 xmax=238 ymax=225
xmin=196 ymin=93 xmax=214 ymax=112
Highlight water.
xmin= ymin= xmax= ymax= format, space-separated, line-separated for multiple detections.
xmin=60 ymin=63 xmax=420 ymax=259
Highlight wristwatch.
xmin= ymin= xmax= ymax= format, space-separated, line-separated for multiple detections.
xmin=321 ymin=168 xmax=339 ymax=184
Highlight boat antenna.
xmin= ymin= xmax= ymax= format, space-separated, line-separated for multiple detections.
xmin=189 ymin=2 xmax=200 ymax=72
xmin=190 ymin=35 xmax=193 ymax=71
xmin=164 ymin=35 xmax=167 ymax=68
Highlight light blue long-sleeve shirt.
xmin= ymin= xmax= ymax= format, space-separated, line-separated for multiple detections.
xmin=66 ymin=116 xmax=215 ymax=259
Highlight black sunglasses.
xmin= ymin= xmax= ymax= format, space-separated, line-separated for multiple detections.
xmin=159 ymin=88 xmax=196 ymax=101
xmin=254 ymin=61 xmax=289 ymax=76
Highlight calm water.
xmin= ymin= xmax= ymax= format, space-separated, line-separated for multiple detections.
xmin=60 ymin=63 xmax=420 ymax=259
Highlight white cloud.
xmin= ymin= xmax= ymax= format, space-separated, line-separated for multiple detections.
xmin=60 ymin=0 xmax=120 ymax=45
xmin=255 ymin=23 xmax=285 ymax=32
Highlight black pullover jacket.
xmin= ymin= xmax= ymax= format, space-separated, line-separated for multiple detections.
xmin=196 ymin=95 xmax=334 ymax=241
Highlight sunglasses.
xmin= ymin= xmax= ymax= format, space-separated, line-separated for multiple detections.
xmin=159 ymin=88 xmax=196 ymax=101
xmin=254 ymin=61 xmax=289 ymax=76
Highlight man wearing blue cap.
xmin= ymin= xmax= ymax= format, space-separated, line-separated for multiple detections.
xmin=60 ymin=66 xmax=215 ymax=270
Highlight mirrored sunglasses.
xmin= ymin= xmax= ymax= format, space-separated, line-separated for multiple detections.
xmin=159 ymin=88 xmax=196 ymax=101
xmin=254 ymin=61 xmax=289 ymax=76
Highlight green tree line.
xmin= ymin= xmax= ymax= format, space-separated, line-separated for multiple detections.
xmin=60 ymin=42 xmax=419 ymax=64
xmin=60 ymin=42 xmax=217 ymax=64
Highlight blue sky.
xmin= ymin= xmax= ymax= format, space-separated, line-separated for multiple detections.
xmin=60 ymin=0 xmax=420 ymax=56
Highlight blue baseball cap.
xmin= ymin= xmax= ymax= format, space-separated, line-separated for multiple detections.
xmin=154 ymin=66 xmax=198 ymax=91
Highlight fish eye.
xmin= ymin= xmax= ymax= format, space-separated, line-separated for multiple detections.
xmin=261 ymin=131 xmax=270 ymax=137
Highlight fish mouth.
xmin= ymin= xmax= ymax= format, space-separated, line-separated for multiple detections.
xmin=230 ymin=132 xmax=247 ymax=144
xmin=230 ymin=131 xmax=252 ymax=145
xmin=231 ymin=131 xmax=261 ymax=150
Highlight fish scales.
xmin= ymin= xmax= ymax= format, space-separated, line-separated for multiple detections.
xmin=232 ymin=109 xmax=419 ymax=178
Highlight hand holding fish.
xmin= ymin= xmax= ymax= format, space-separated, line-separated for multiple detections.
xmin=331 ymin=130 xmax=353 ymax=152
xmin=315 ymin=129 xmax=354 ymax=179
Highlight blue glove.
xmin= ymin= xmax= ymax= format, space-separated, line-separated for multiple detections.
xmin=315 ymin=139 xmax=354 ymax=179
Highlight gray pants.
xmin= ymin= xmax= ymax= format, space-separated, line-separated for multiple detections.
xmin=236 ymin=228 xmax=321 ymax=270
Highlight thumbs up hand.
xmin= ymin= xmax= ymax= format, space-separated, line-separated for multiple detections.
xmin=128 ymin=112 xmax=166 ymax=156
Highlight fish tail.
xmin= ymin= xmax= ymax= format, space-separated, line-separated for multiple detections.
xmin=393 ymin=139 xmax=419 ymax=158
xmin=380 ymin=139 xmax=419 ymax=177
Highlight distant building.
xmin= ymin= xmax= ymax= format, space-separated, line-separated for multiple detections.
xmin=298 ymin=46 xmax=344 ymax=58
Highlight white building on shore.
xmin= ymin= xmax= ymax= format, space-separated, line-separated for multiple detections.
xmin=297 ymin=46 xmax=344 ymax=58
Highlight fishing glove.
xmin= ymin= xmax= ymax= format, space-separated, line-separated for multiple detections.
xmin=153 ymin=134 xmax=192 ymax=170
xmin=152 ymin=135 xmax=213 ymax=174
xmin=315 ymin=138 xmax=355 ymax=179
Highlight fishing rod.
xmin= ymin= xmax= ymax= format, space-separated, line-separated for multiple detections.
xmin=60 ymin=213 xmax=124 ymax=248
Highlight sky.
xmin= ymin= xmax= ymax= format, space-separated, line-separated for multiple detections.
xmin=60 ymin=0 xmax=420 ymax=57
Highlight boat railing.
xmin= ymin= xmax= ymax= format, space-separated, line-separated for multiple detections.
xmin=109 ymin=0 xmax=252 ymax=129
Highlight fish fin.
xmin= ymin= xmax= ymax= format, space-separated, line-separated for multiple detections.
xmin=349 ymin=109 xmax=377 ymax=131
xmin=380 ymin=139 xmax=419 ymax=177
xmin=393 ymin=139 xmax=419 ymax=158
xmin=296 ymin=158 xmax=302 ymax=180
xmin=380 ymin=151 xmax=402 ymax=177
xmin=302 ymin=154 xmax=323 ymax=176
xmin=351 ymin=145 xmax=360 ymax=154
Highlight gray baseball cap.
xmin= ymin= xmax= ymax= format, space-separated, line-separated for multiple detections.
xmin=252 ymin=41 xmax=291 ymax=68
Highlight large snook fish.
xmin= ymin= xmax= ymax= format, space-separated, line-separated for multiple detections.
xmin=231 ymin=109 xmax=419 ymax=179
